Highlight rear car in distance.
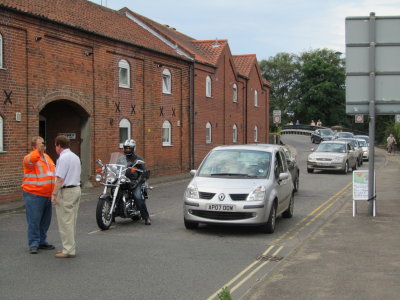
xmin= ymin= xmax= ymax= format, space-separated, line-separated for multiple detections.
xmin=334 ymin=132 xmax=355 ymax=139
xmin=310 ymin=128 xmax=335 ymax=144
xmin=307 ymin=141 xmax=358 ymax=174
xmin=357 ymin=139 xmax=369 ymax=161
xmin=183 ymin=144 xmax=294 ymax=233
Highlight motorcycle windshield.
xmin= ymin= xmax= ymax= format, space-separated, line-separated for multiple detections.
xmin=109 ymin=152 xmax=124 ymax=164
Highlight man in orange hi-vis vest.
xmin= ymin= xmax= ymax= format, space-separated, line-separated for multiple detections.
xmin=22 ymin=136 xmax=56 ymax=254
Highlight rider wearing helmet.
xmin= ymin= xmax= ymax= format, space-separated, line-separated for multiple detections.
xmin=117 ymin=139 xmax=151 ymax=225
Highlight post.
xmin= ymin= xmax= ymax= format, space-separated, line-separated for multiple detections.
xmin=368 ymin=12 xmax=376 ymax=216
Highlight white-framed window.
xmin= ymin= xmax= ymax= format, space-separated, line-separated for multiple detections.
xmin=254 ymin=126 xmax=259 ymax=142
xmin=206 ymin=122 xmax=212 ymax=144
xmin=162 ymin=68 xmax=172 ymax=94
xmin=0 ymin=115 xmax=3 ymax=152
xmin=119 ymin=59 xmax=130 ymax=88
xmin=119 ymin=118 xmax=131 ymax=148
xmin=254 ymin=90 xmax=258 ymax=107
xmin=0 ymin=34 xmax=3 ymax=69
xmin=232 ymin=124 xmax=238 ymax=144
xmin=206 ymin=76 xmax=212 ymax=97
xmin=162 ymin=120 xmax=172 ymax=146
xmin=233 ymin=83 xmax=238 ymax=103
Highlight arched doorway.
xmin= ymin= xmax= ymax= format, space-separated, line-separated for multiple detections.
xmin=39 ymin=100 xmax=91 ymax=186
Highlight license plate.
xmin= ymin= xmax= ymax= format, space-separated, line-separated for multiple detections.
xmin=317 ymin=161 xmax=331 ymax=166
xmin=207 ymin=204 xmax=236 ymax=211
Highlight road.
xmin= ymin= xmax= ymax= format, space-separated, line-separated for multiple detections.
xmin=0 ymin=135 xmax=369 ymax=299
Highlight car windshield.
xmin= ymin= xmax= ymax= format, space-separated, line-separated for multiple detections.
xmin=197 ymin=149 xmax=271 ymax=178
xmin=316 ymin=143 xmax=346 ymax=153
xmin=358 ymin=140 xmax=367 ymax=147
xmin=321 ymin=129 xmax=333 ymax=136
xmin=338 ymin=132 xmax=353 ymax=138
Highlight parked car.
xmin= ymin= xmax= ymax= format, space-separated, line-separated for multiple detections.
xmin=334 ymin=131 xmax=355 ymax=139
xmin=357 ymin=138 xmax=369 ymax=161
xmin=282 ymin=146 xmax=299 ymax=192
xmin=307 ymin=141 xmax=358 ymax=174
xmin=183 ymin=144 xmax=294 ymax=233
xmin=336 ymin=138 xmax=363 ymax=166
xmin=310 ymin=128 xmax=335 ymax=144
xmin=355 ymin=135 xmax=370 ymax=145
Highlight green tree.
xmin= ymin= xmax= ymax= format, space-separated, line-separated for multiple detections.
xmin=259 ymin=53 xmax=300 ymax=125
xmin=294 ymin=49 xmax=346 ymax=126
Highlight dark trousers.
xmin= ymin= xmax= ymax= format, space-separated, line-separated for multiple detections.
xmin=132 ymin=185 xmax=149 ymax=220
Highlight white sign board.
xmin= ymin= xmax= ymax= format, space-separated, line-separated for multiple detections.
xmin=346 ymin=15 xmax=400 ymax=115
xmin=58 ymin=133 xmax=76 ymax=140
xmin=273 ymin=110 xmax=281 ymax=116
xmin=353 ymin=170 xmax=376 ymax=216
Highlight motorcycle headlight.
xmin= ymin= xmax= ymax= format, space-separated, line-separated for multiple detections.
xmin=95 ymin=174 xmax=102 ymax=182
xmin=185 ymin=183 xmax=199 ymax=199
xmin=106 ymin=174 xmax=117 ymax=184
xmin=247 ymin=185 xmax=266 ymax=201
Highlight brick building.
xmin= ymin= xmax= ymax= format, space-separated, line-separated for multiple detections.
xmin=0 ymin=0 xmax=270 ymax=202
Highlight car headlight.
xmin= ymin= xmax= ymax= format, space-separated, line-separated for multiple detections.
xmin=185 ymin=183 xmax=199 ymax=199
xmin=332 ymin=156 xmax=344 ymax=163
xmin=247 ymin=185 xmax=266 ymax=201
xmin=308 ymin=155 xmax=316 ymax=162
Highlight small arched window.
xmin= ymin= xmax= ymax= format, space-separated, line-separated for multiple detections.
xmin=206 ymin=122 xmax=212 ymax=144
xmin=206 ymin=76 xmax=212 ymax=97
xmin=119 ymin=59 xmax=130 ymax=88
xmin=0 ymin=115 xmax=3 ymax=152
xmin=0 ymin=34 xmax=3 ymax=69
xmin=232 ymin=124 xmax=238 ymax=144
xmin=254 ymin=126 xmax=259 ymax=142
xmin=162 ymin=68 xmax=172 ymax=94
xmin=254 ymin=90 xmax=258 ymax=107
xmin=162 ymin=120 xmax=172 ymax=146
xmin=233 ymin=83 xmax=238 ymax=102
xmin=119 ymin=119 xmax=131 ymax=148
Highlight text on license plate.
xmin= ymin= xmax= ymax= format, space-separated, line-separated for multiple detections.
xmin=207 ymin=204 xmax=236 ymax=211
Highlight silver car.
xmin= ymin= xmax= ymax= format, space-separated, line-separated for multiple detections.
xmin=357 ymin=139 xmax=369 ymax=161
xmin=183 ymin=144 xmax=294 ymax=233
xmin=307 ymin=141 xmax=358 ymax=174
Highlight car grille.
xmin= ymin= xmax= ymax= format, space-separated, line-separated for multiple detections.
xmin=199 ymin=192 xmax=215 ymax=200
xmin=190 ymin=210 xmax=254 ymax=220
xmin=230 ymin=194 xmax=248 ymax=201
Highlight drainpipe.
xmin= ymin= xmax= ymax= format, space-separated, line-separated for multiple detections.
xmin=189 ymin=63 xmax=195 ymax=170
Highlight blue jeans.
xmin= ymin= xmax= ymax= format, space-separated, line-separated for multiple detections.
xmin=23 ymin=191 xmax=52 ymax=249
xmin=132 ymin=185 xmax=149 ymax=220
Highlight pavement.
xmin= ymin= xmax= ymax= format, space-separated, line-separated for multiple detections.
xmin=1 ymin=149 xmax=399 ymax=299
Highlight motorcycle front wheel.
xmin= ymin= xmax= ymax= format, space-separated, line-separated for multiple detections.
xmin=96 ymin=198 xmax=113 ymax=230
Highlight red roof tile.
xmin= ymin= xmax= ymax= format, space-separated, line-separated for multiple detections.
xmin=232 ymin=54 xmax=257 ymax=77
xmin=0 ymin=0 xmax=190 ymax=60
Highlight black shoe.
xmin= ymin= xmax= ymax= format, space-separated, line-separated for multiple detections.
xmin=38 ymin=244 xmax=55 ymax=250
xmin=145 ymin=218 xmax=151 ymax=225
xmin=30 ymin=247 xmax=38 ymax=254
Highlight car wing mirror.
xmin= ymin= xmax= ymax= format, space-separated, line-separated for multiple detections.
xmin=190 ymin=170 xmax=197 ymax=176
xmin=279 ymin=172 xmax=289 ymax=181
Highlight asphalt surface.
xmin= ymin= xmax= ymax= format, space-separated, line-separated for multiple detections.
xmin=1 ymin=147 xmax=399 ymax=299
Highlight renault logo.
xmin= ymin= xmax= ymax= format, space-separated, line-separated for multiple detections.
xmin=218 ymin=193 xmax=225 ymax=201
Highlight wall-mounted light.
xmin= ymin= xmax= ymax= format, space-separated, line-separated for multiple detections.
xmin=84 ymin=51 xmax=93 ymax=56
xmin=35 ymin=36 xmax=42 ymax=42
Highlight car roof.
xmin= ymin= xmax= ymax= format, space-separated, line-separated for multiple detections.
xmin=211 ymin=144 xmax=283 ymax=152
xmin=320 ymin=140 xmax=348 ymax=145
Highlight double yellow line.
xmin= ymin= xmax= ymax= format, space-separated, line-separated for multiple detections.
xmin=206 ymin=181 xmax=352 ymax=300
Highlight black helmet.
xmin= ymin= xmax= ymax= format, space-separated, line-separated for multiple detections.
xmin=123 ymin=139 xmax=136 ymax=156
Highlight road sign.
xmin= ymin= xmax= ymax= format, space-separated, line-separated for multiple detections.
xmin=273 ymin=110 xmax=281 ymax=116
xmin=273 ymin=115 xmax=281 ymax=124
xmin=346 ymin=14 xmax=400 ymax=115
xmin=355 ymin=114 xmax=364 ymax=123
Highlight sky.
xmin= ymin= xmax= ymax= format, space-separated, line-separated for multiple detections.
xmin=89 ymin=0 xmax=400 ymax=61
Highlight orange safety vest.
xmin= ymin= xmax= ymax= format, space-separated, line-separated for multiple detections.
xmin=22 ymin=149 xmax=56 ymax=197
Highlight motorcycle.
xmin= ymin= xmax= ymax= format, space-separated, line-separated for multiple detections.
xmin=95 ymin=153 xmax=151 ymax=230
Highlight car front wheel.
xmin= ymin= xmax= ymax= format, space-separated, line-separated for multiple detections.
xmin=261 ymin=203 xmax=276 ymax=234
xmin=342 ymin=161 xmax=349 ymax=174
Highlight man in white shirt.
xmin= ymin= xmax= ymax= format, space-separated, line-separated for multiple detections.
xmin=51 ymin=135 xmax=81 ymax=258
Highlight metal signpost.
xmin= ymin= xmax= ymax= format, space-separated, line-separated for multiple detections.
xmin=346 ymin=13 xmax=400 ymax=215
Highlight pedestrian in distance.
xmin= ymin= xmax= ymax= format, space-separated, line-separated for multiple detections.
xmin=51 ymin=135 xmax=81 ymax=258
xmin=310 ymin=120 xmax=316 ymax=126
xmin=295 ymin=120 xmax=300 ymax=125
xmin=22 ymin=136 xmax=56 ymax=254
xmin=317 ymin=119 xmax=322 ymax=126
xmin=386 ymin=133 xmax=397 ymax=154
